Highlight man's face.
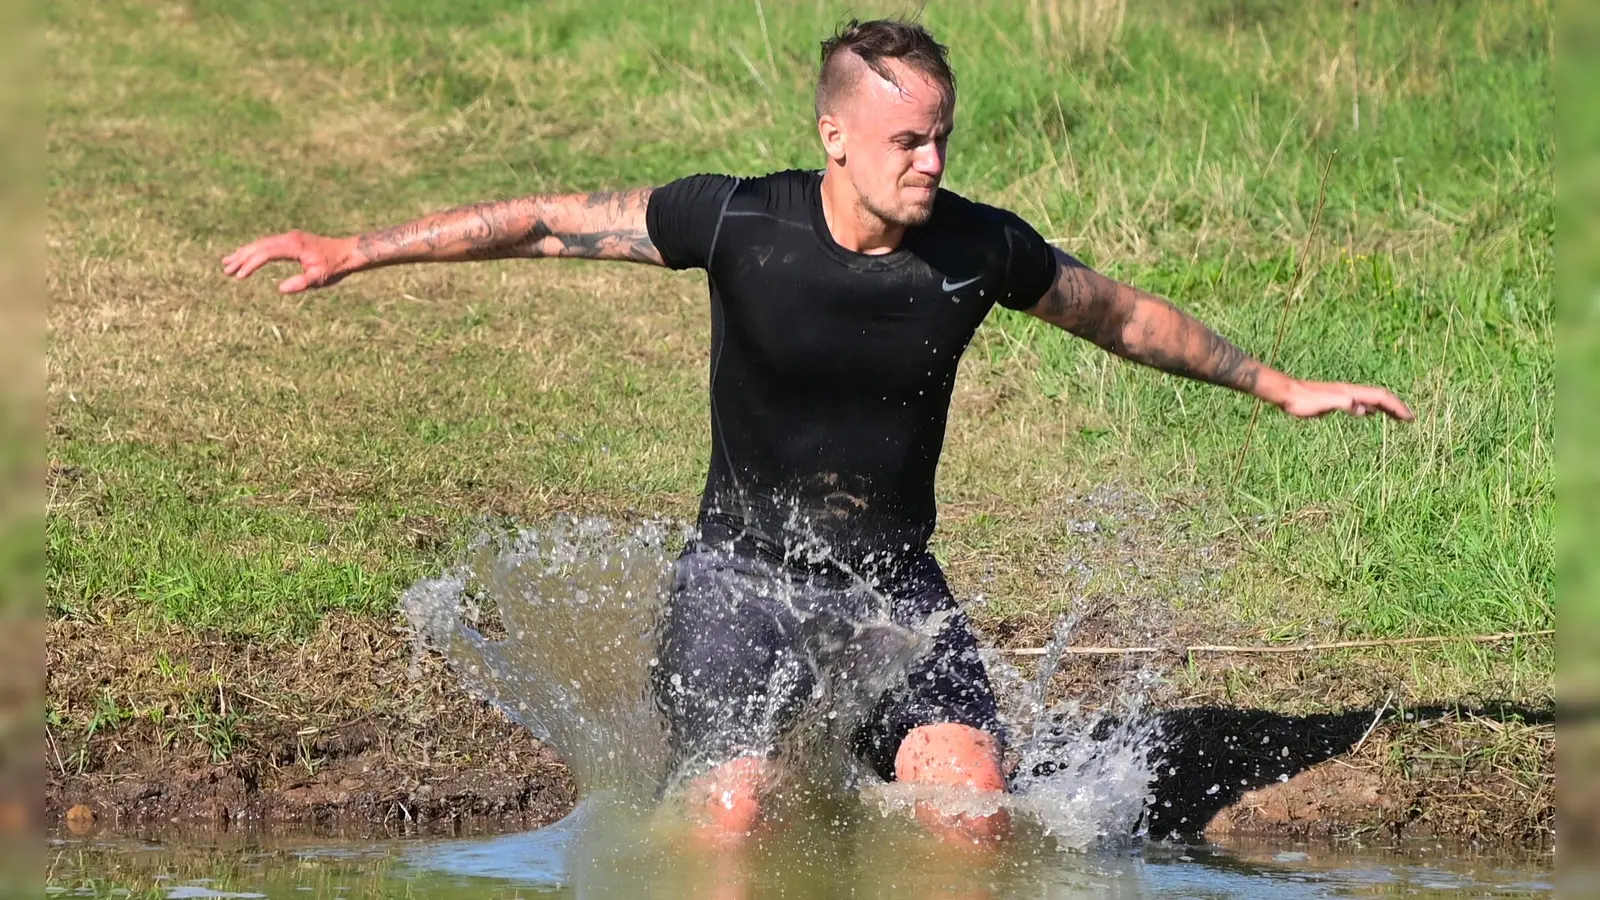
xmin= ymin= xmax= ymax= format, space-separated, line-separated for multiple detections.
xmin=825 ymin=61 xmax=953 ymax=228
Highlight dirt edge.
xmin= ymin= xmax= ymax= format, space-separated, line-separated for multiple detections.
xmin=45 ymin=616 xmax=1552 ymax=848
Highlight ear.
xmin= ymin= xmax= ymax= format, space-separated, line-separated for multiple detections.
xmin=817 ymin=113 xmax=847 ymax=165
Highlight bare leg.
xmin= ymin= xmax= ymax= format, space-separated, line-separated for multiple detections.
xmin=894 ymin=723 xmax=1011 ymax=844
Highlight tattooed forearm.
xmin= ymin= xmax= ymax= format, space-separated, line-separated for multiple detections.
xmin=1034 ymin=255 xmax=1128 ymax=349
xmin=348 ymin=188 xmax=662 ymax=271
xmin=1121 ymin=297 xmax=1262 ymax=393
xmin=1027 ymin=249 xmax=1266 ymax=395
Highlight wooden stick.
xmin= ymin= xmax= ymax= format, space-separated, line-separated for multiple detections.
xmin=45 ymin=723 xmax=68 ymax=778
xmin=1000 ymin=629 xmax=1553 ymax=657
xmin=1348 ymin=690 xmax=1393 ymax=756
xmin=1230 ymin=150 xmax=1336 ymax=485
xmin=1350 ymin=0 xmax=1362 ymax=132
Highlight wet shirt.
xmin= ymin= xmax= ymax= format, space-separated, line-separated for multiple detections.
xmin=646 ymin=169 xmax=1057 ymax=573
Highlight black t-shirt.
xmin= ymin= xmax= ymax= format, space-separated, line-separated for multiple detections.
xmin=646 ymin=169 xmax=1057 ymax=573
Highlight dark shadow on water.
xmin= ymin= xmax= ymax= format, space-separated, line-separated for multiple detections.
xmin=1117 ymin=702 xmax=1552 ymax=838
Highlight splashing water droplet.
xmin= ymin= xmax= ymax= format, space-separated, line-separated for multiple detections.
xmin=403 ymin=516 xmax=1163 ymax=852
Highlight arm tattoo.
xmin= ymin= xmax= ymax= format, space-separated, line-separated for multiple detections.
xmin=1028 ymin=250 xmax=1263 ymax=394
xmin=1127 ymin=298 xmax=1262 ymax=393
xmin=352 ymin=188 xmax=662 ymax=268
xmin=1035 ymin=257 xmax=1128 ymax=350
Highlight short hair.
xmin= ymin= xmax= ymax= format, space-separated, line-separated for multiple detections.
xmin=814 ymin=19 xmax=956 ymax=119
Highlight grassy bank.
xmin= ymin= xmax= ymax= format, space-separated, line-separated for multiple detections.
xmin=47 ymin=0 xmax=1551 ymax=835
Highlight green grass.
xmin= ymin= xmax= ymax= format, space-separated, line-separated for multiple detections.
xmin=48 ymin=441 xmax=404 ymax=635
xmin=995 ymin=247 xmax=1552 ymax=639
xmin=46 ymin=0 xmax=1551 ymax=700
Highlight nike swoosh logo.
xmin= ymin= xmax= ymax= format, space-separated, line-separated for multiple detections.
xmin=941 ymin=275 xmax=981 ymax=292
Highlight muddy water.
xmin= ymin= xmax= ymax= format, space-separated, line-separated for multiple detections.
xmin=47 ymin=829 xmax=1553 ymax=898
xmin=397 ymin=518 xmax=1159 ymax=846
xmin=48 ymin=519 xmax=1552 ymax=897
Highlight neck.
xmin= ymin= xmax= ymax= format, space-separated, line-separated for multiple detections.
xmin=819 ymin=167 xmax=904 ymax=255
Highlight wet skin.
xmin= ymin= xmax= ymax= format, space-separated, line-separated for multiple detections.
xmin=686 ymin=723 xmax=1008 ymax=848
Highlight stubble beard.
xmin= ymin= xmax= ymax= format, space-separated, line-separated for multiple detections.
xmin=860 ymin=188 xmax=935 ymax=229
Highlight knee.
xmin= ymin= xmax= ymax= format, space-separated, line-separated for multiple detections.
xmin=688 ymin=756 xmax=772 ymax=846
xmin=895 ymin=723 xmax=1011 ymax=844
xmin=895 ymin=723 xmax=1006 ymax=791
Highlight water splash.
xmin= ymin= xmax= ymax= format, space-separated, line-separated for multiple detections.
xmin=867 ymin=615 xmax=1163 ymax=850
xmin=400 ymin=517 xmax=682 ymax=801
xmin=401 ymin=516 xmax=1161 ymax=852
xmin=999 ymin=615 xmax=1163 ymax=849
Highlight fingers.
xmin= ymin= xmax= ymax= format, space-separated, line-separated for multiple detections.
xmin=224 ymin=248 xmax=273 ymax=280
xmin=277 ymin=260 xmax=333 ymax=294
xmin=1374 ymin=391 xmax=1415 ymax=422
xmin=222 ymin=240 xmax=280 ymax=279
xmin=1288 ymin=381 xmax=1416 ymax=422
xmin=1347 ymin=384 xmax=1415 ymax=422
xmin=220 ymin=232 xmax=302 ymax=280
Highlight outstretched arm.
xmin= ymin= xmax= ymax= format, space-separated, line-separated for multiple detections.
xmin=1027 ymin=249 xmax=1414 ymax=420
xmin=222 ymin=188 xmax=661 ymax=293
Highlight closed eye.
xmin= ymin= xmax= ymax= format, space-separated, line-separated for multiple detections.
xmin=893 ymin=127 xmax=954 ymax=151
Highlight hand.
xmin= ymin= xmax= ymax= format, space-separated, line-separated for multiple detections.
xmin=1278 ymin=379 xmax=1414 ymax=421
xmin=221 ymin=231 xmax=360 ymax=294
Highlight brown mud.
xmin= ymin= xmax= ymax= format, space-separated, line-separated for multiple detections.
xmin=45 ymin=615 xmax=1552 ymax=848
xmin=46 ymin=615 xmax=574 ymax=836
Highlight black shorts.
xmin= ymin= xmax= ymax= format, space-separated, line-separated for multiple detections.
xmin=650 ymin=543 xmax=1001 ymax=782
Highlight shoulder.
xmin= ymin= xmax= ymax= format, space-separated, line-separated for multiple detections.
xmin=725 ymin=169 xmax=819 ymax=212
xmin=925 ymin=189 xmax=1051 ymax=266
xmin=740 ymin=168 xmax=821 ymax=192
xmin=928 ymin=189 xmax=1058 ymax=310
xmin=647 ymin=170 xmax=818 ymax=270
xmin=654 ymin=169 xmax=816 ymax=213
xmin=652 ymin=172 xmax=738 ymax=203
xmin=930 ymin=188 xmax=1040 ymax=240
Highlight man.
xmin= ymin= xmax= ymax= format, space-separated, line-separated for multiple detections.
xmin=223 ymin=20 xmax=1412 ymax=846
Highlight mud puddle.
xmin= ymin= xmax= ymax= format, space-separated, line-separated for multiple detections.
xmin=47 ymin=823 xmax=1552 ymax=899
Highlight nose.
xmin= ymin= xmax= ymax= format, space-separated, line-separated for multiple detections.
xmin=913 ymin=141 xmax=945 ymax=180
